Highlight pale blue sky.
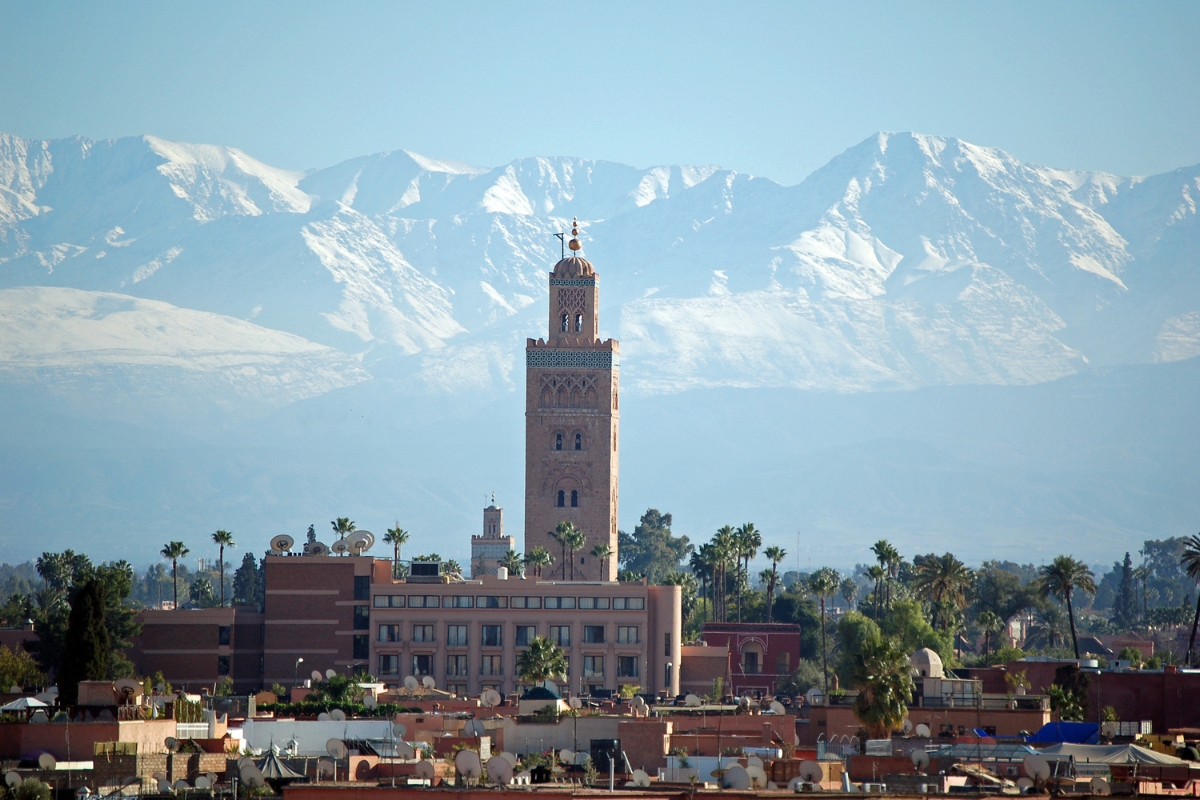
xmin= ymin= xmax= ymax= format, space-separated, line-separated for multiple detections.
xmin=1 ymin=1 xmax=1197 ymax=184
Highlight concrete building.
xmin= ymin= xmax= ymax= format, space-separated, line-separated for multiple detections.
xmin=471 ymin=503 xmax=515 ymax=578
xmin=524 ymin=223 xmax=620 ymax=582
xmin=701 ymin=622 xmax=803 ymax=697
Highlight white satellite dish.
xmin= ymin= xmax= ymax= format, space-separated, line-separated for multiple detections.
xmin=799 ymin=761 xmax=824 ymax=783
xmin=1016 ymin=777 xmax=1034 ymax=792
xmin=36 ymin=753 xmax=56 ymax=770
xmin=330 ymin=708 xmax=346 ymax=721
xmin=500 ymin=752 xmax=518 ymax=767
xmin=915 ymin=723 xmax=931 ymax=738
xmin=422 ymin=675 xmax=436 ymax=689
xmin=364 ymin=695 xmax=378 ymax=709
xmin=326 ymin=739 xmax=348 ymax=760
xmin=325 ymin=669 xmax=337 ymax=679
xmin=1090 ymin=778 xmax=1112 ymax=795
xmin=558 ymin=749 xmax=574 ymax=764
xmin=404 ymin=676 xmax=419 ymax=691
xmin=173 ymin=780 xmax=189 ymax=791
xmin=164 ymin=737 xmax=179 ymax=753
xmin=747 ymin=755 xmax=764 ymax=769
xmin=347 ymin=532 xmax=372 ymax=554
xmin=1023 ymin=754 xmax=1051 ymax=782
xmin=311 ymin=670 xmax=324 ymax=682
xmin=455 ymin=750 xmax=483 ymax=782
xmin=632 ymin=695 xmax=647 ymax=710
xmin=5 ymin=773 xmax=20 ymax=788
xmin=632 ymin=769 xmax=651 ymax=788
xmin=392 ymin=722 xmax=408 ymax=737
xmin=237 ymin=757 xmax=253 ymax=770
xmin=306 ymin=541 xmax=329 ymax=556
xmin=331 ymin=539 xmax=350 ymax=556
xmin=270 ymin=535 xmax=294 ymax=553
xmin=721 ymin=766 xmax=750 ymax=789
xmin=482 ymin=689 xmax=502 ymax=707
xmin=206 ymin=772 xmax=217 ymax=786
xmin=317 ymin=712 xmax=331 ymax=722
xmin=464 ymin=719 xmax=485 ymax=737
xmin=747 ymin=765 xmax=768 ymax=788
xmin=912 ymin=749 xmax=930 ymax=772
xmin=685 ymin=693 xmax=702 ymax=707
xmin=247 ymin=771 xmax=265 ymax=789
xmin=569 ymin=697 xmax=582 ymax=709
xmin=397 ymin=742 xmax=415 ymax=759
xmin=115 ymin=677 xmax=144 ymax=699
xmin=194 ymin=776 xmax=211 ymax=790
xmin=769 ymin=700 xmax=787 ymax=715
xmin=317 ymin=759 xmax=335 ymax=779
xmin=415 ymin=761 xmax=435 ymax=782
xmin=788 ymin=777 xmax=806 ymax=792
xmin=901 ymin=719 xmax=913 ymax=734
xmin=156 ymin=780 xmax=171 ymax=793
xmin=487 ymin=755 xmax=514 ymax=785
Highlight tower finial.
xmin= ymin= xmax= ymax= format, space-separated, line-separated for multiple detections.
xmin=568 ymin=216 xmax=582 ymax=252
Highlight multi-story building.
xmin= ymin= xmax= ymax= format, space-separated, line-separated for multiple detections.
xmin=701 ymin=622 xmax=803 ymax=697
xmin=369 ymin=573 xmax=680 ymax=698
xmin=470 ymin=502 xmax=515 ymax=578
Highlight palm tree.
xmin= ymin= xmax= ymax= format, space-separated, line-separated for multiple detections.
xmin=210 ymin=530 xmax=235 ymax=607
xmin=160 ymin=541 xmax=190 ymax=609
xmin=383 ymin=523 xmax=409 ymax=579
xmin=551 ymin=523 xmax=570 ymax=580
xmin=840 ymin=576 xmax=859 ymax=611
xmin=867 ymin=565 xmax=886 ymax=620
xmin=713 ymin=526 xmax=736 ymax=622
xmin=1038 ymin=555 xmax=1097 ymax=659
xmin=1133 ymin=564 xmax=1151 ymax=618
xmin=499 ymin=549 xmax=525 ymax=577
xmin=763 ymin=545 xmax=786 ymax=623
xmin=516 ymin=636 xmax=568 ymax=686
xmin=852 ymin=637 xmax=914 ymax=739
xmin=912 ymin=553 xmax=973 ymax=630
xmin=690 ymin=547 xmax=712 ymax=623
xmin=1181 ymin=534 xmax=1200 ymax=665
xmin=809 ymin=567 xmax=840 ymax=694
xmin=444 ymin=560 xmax=463 ymax=577
xmin=330 ymin=517 xmax=356 ymax=542
xmin=524 ymin=546 xmax=553 ymax=579
xmin=735 ymin=523 xmax=761 ymax=622
xmin=591 ymin=542 xmax=612 ymax=579
xmin=977 ymin=610 xmax=1003 ymax=662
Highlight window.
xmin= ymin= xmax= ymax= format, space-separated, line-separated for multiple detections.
xmin=516 ymin=626 xmax=537 ymax=647
xmin=579 ymin=597 xmax=610 ymax=610
xmin=556 ymin=490 xmax=565 ymax=507
xmin=217 ymin=655 xmax=230 ymax=676
xmin=448 ymin=684 xmax=468 ymax=697
xmin=481 ymin=655 xmax=503 ymax=676
xmin=449 ymin=596 xmax=474 ymax=608
xmin=353 ymin=635 xmax=369 ymax=659
xmin=617 ymin=626 xmax=639 ymax=644
xmin=584 ymin=626 xmax=605 ymax=644
xmin=353 ymin=605 xmax=370 ymax=630
xmin=447 ymin=625 xmax=468 ymax=647
xmin=480 ymin=596 xmax=507 ymax=609
xmin=378 ymin=655 xmax=399 ymax=675
xmin=378 ymin=624 xmax=400 ymax=643
xmin=412 ymin=654 xmax=433 ymax=676
xmin=570 ymin=490 xmax=578 ymax=507
xmin=575 ymin=313 xmax=583 ymax=332
xmin=665 ymin=632 xmax=672 ymax=657
xmin=614 ymin=597 xmax=644 ymax=610
xmin=575 ymin=433 xmax=582 ymax=450
xmin=409 ymin=596 xmax=440 ymax=608
xmin=618 ymin=656 xmax=639 ymax=678
xmin=481 ymin=625 xmax=502 ymax=647
xmin=743 ymin=651 xmax=760 ymax=674
xmin=776 ymin=652 xmax=791 ymax=675
xmin=354 ymin=576 xmax=370 ymax=601
xmin=561 ymin=313 xmax=569 ymax=332
xmin=218 ymin=626 xmax=230 ymax=646
xmin=374 ymin=595 xmax=389 ymax=608
xmin=555 ymin=433 xmax=563 ymax=450
xmin=259 ymin=655 xmax=264 ymax=675
xmin=375 ymin=595 xmax=406 ymax=608
xmin=447 ymin=655 xmax=468 ymax=677
xmin=512 ymin=596 xmax=541 ymax=609
xmin=545 ymin=597 xmax=576 ymax=609
xmin=412 ymin=625 xmax=435 ymax=642
xmin=583 ymin=655 xmax=604 ymax=677
xmin=549 ymin=626 xmax=571 ymax=647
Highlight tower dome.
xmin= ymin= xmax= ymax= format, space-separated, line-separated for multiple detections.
xmin=550 ymin=256 xmax=595 ymax=280
xmin=909 ymin=647 xmax=944 ymax=678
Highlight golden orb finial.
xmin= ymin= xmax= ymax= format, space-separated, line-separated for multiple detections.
xmin=568 ymin=216 xmax=582 ymax=251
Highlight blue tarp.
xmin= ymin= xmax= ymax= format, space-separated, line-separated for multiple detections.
xmin=1025 ymin=721 xmax=1100 ymax=744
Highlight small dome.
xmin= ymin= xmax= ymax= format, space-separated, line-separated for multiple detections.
xmin=910 ymin=647 xmax=944 ymax=678
xmin=551 ymin=256 xmax=595 ymax=280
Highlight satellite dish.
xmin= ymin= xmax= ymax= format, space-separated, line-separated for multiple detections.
xmin=632 ymin=695 xmax=647 ymax=710
xmin=482 ymin=689 xmax=502 ymax=707
xmin=247 ymin=771 xmax=265 ymax=789
xmin=415 ymin=761 xmax=436 ymax=782
xmin=327 ymin=739 xmax=348 ymax=760
xmin=788 ymin=777 xmax=806 ymax=792
xmin=307 ymin=541 xmax=329 ymax=556
xmin=392 ymin=722 xmax=408 ymax=737
xmin=902 ymin=719 xmax=913 ymax=734
xmin=569 ymin=697 xmax=582 ymax=709
xmin=317 ymin=759 xmax=335 ymax=779
xmin=206 ymin=772 xmax=217 ymax=786
xmin=770 ymin=700 xmax=786 ymax=715
xmin=347 ymin=532 xmax=372 ymax=554
xmin=746 ymin=765 xmax=768 ymax=788
xmin=1090 ymin=778 xmax=1111 ymax=795
xmin=464 ymin=719 xmax=485 ymax=737
xmin=912 ymin=749 xmax=930 ymax=772
xmin=317 ymin=712 xmax=331 ymax=722
xmin=173 ymin=780 xmax=189 ymax=791
xmin=747 ymin=756 xmax=764 ymax=769
xmin=5 ymin=773 xmax=20 ymax=788
xmin=271 ymin=535 xmax=294 ymax=553
xmin=157 ymin=780 xmax=171 ymax=793
xmin=685 ymin=693 xmax=702 ymax=707
xmin=164 ymin=737 xmax=178 ymax=753
xmin=1016 ymin=777 xmax=1034 ymax=791
xmin=559 ymin=749 xmax=574 ymax=764
xmin=915 ymin=723 xmax=931 ymax=738
xmin=363 ymin=695 xmax=378 ymax=710
xmin=501 ymin=752 xmax=518 ymax=767
xmin=115 ymin=678 xmax=143 ymax=698
xmin=722 ymin=766 xmax=750 ymax=789
xmin=311 ymin=670 xmax=324 ymax=682
xmin=404 ymin=676 xmax=419 ymax=691
xmin=1023 ymin=755 xmax=1051 ymax=782
xmin=455 ymin=750 xmax=483 ymax=781
xmin=422 ymin=675 xmax=436 ymax=689
xmin=632 ymin=769 xmax=651 ymax=788
xmin=487 ymin=755 xmax=514 ymax=785
xmin=325 ymin=669 xmax=337 ymax=679
xmin=330 ymin=708 xmax=346 ymax=721
xmin=397 ymin=742 xmax=415 ymax=759
xmin=194 ymin=776 xmax=211 ymax=790
xmin=237 ymin=757 xmax=253 ymax=770
xmin=331 ymin=539 xmax=350 ymax=556
xmin=799 ymin=761 xmax=824 ymax=783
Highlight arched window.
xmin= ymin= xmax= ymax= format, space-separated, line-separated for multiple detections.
xmin=575 ymin=313 xmax=583 ymax=332
xmin=561 ymin=313 xmax=569 ymax=332
xmin=556 ymin=490 xmax=565 ymax=507
xmin=570 ymin=489 xmax=579 ymax=507
xmin=555 ymin=433 xmax=563 ymax=450
xmin=574 ymin=433 xmax=582 ymax=450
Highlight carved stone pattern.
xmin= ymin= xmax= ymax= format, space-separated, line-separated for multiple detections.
xmin=557 ymin=288 xmax=586 ymax=313
xmin=537 ymin=374 xmax=601 ymax=409
xmin=549 ymin=278 xmax=596 ymax=287
xmin=527 ymin=350 xmax=615 ymax=369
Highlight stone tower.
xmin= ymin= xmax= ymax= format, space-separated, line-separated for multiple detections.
xmin=471 ymin=501 xmax=515 ymax=578
xmin=524 ymin=219 xmax=619 ymax=582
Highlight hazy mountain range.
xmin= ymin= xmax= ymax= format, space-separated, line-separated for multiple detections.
xmin=0 ymin=130 xmax=1197 ymax=568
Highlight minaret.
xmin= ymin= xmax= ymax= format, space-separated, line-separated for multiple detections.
xmin=524 ymin=218 xmax=619 ymax=582
xmin=471 ymin=496 xmax=514 ymax=577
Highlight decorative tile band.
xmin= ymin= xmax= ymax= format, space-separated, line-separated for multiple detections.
xmin=549 ymin=278 xmax=597 ymax=287
xmin=527 ymin=350 xmax=617 ymax=370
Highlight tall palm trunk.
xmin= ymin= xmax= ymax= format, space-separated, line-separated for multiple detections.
xmin=218 ymin=544 xmax=225 ymax=607
xmin=819 ymin=596 xmax=829 ymax=693
xmin=1067 ymin=591 xmax=1080 ymax=659
xmin=1188 ymin=592 xmax=1200 ymax=666
xmin=172 ymin=559 xmax=178 ymax=608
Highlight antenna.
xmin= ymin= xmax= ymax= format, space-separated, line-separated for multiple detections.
xmin=553 ymin=231 xmax=565 ymax=260
xmin=769 ymin=700 xmax=786 ymax=715
xmin=330 ymin=709 xmax=346 ymax=721
xmin=163 ymin=737 xmax=179 ymax=753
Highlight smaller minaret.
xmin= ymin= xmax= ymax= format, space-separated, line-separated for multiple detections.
xmin=471 ymin=496 xmax=516 ymax=577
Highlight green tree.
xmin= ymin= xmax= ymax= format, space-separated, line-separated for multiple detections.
xmin=776 ymin=658 xmax=825 ymax=696
xmin=0 ymin=644 xmax=44 ymax=690
xmin=1113 ymin=552 xmax=1137 ymax=629
xmin=1182 ymin=534 xmax=1200 ymax=666
xmin=866 ymin=565 xmax=886 ymax=620
xmin=160 ymin=541 xmax=190 ymax=610
xmin=515 ymin=636 xmax=567 ymax=685
xmin=840 ymin=577 xmax=859 ymax=611
xmin=232 ymin=553 xmax=264 ymax=609
xmin=13 ymin=778 xmax=51 ymax=800
xmin=384 ymin=524 xmax=409 ymax=579
xmin=809 ymin=567 xmax=840 ymax=693
xmin=851 ymin=637 xmax=913 ymax=739
xmin=1048 ymin=664 xmax=1090 ymax=721
xmin=618 ymin=510 xmax=694 ymax=585
xmin=58 ymin=579 xmax=110 ymax=705
xmin=563 ymin=524 xmax=586 ymax=580
xmin=879 ymin=599 xmax=954 ymax=663
xmin=711 ymin=527 xmax=736 ymax=622
xmin=733 ymin=523 xmax=762 ymax=622
xmin=551 ymin=523 xmax=570 ymax=580
xmin=977 ymin=610 xmax=1003 ymax=663
xmin=499 ymin=549 xmax=525 ymax=577
xmin=330 ymin=517 xmax=356 ymax=541
xmin=211 ymin=530 xmax=235 ymax=607
xmin=871 ymin=540 xmax=900 ymax=611
xmin=524 ymin=546 xmax=553 ymax=578
xmin=590 ymin=542 xmax=613 ymax=578
xmin=835 ymin=611 xmax=882 ymax=685
xmin=1038 ymin=555 xmax=1097 ymax=659
xmin=763 ymin=546 xmax=787 ymax=623
xmin=190 ymin=575 xmax=217 ymax=608
xmin=912 ymin=553 xmax=973 ymax=630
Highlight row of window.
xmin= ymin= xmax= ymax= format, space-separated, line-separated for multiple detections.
xmin=372 ymin=594 xmax=645 ymax=610
xmin=380 ymin=653 xmax=640 ymax=679
xmin=379 ymin=623 xmax=640 ymax=647
xmin=555 ymin=432 xmax=584 ymax=451
xmin=556 ymin=489 xmax=579 ymax=507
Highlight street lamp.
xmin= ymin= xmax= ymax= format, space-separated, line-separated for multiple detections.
xmin=293 ymin=657 xmax=304 ymax=689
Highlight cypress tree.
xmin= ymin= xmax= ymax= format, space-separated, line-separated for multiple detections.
xmin=1115 ymin=552 xmax=1137 ymax=629
xmin=58 ymin=579 xmax=110 ymax=706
